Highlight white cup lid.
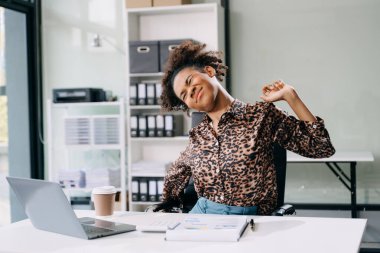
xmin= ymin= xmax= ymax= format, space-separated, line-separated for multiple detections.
xmin=92 ymin=186 xmax=117 ymax=195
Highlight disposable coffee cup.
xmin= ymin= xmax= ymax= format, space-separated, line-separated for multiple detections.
xmin=92 ymin=186 xmax=117 ymax=216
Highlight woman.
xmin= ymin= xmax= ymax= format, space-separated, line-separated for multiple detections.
xmin=154 ymin=40 xmax=335 ymax=215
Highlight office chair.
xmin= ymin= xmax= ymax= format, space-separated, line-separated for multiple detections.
xmin=149 ymin=112 xmax=295 ymax=216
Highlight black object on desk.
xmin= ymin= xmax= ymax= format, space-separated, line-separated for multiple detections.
xmin=249 ymin=219 xmax=255 ymax=231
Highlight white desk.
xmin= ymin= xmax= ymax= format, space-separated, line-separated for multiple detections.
xmin=0 ymin=211 xmax=367 ymax=253
xmin=287 ymin=151 xmax=374 ymax=218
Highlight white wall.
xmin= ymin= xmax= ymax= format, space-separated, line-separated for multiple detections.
xmin=42 ymin=0 xmax=126 ymax=179
xmin=229 ymin=0 xmax=380 ymax=204
xmin=42 ymin=0 xmax=126 ymax=99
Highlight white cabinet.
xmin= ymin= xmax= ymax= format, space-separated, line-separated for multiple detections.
xmin=125 ymin=3 xmax=225 ymax=211
xmin=46 ymin=99 xmax=127 ymax=211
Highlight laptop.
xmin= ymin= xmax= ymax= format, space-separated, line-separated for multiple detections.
xmin=6 ymin=177 xmax=136 ymax=239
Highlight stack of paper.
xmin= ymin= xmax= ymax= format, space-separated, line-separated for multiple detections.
xmin=58 ymin=169 xmax=85 ymax=188
xmin=85 ymin=168 xmax=120 ymax=188
xmin=165 ymin=215 xmax=249 ymax=242
xmin=131 ymin=161 xmax=170 ymax=177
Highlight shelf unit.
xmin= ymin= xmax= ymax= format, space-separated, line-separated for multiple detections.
xmin=46 ymin=99 xmax=127 ymax=211
xmin=129 ymin=73 xmax=164 ymax=77
xmin=125 ymin=3 xmax=225 ymax=211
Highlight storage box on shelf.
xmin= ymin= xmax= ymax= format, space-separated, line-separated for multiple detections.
xmin=159 ymin=39 xmax=189 ymax=71
xmin=125 ymin=0 xmax=152 ymax=9
xmin=125 ymin=3 xmax=224 ymax=211
xmin=47 ymin=99 xmax=127 ymax=211
xmin=153 ymin=0 xmax=191 ymax=7
xmin=129 ymin=40 xmax=160 ymax=73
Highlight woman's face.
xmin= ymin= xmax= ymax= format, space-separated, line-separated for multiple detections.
xmin=173 ymin=66 xmax=218 ymax=112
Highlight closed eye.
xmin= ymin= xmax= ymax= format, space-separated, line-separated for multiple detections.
xmin=181 ymin=74 xmax=193 ymax=101
xmin=182 ymin=92 xmax=187 ymax=101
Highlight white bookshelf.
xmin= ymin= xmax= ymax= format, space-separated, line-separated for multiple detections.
xmin=131 ymin=136 xmax=189 ymax=142
xmin=124 ymin=3 xmax=225 ymax=211
xmin=129 ymin=73 xmax=164 ymax=78
xmin=130 ymin=105 xmax=161 ymax=110
xmin=46 ymin=99 xmax=127 ymax=211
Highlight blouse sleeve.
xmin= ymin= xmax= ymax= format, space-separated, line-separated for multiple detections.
xmin=162 ymin=145 xmax=192 ymax=203
xmin=266 ymin=102 xmax=335 ymax=158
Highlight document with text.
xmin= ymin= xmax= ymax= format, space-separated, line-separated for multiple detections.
xmin=165 ymin=215 xmax=249 ymax=242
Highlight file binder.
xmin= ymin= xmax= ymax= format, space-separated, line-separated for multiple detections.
xmin=164 ymin=115 xmax=174 ymax=137
xmin=147 ymin=115 xmax=156 ymax=137
xmin=148 ymin=179 xmax=158 ymax=202
xmin=139 ymin=179 xmax=148 ymax=201
xmin=156 ymin=115 xmax=165 ymax=137
xmin=138 ymin=83 xmax=147 ymax=105
xmin=155 ymin=83 xmax=162 ymax=105
xmin=138 ymin=116 xmax=147 ymax=137
xmin=146 ymin=83 xmax=156 ymax=105
xmin=164 ymin=115 xmax=184 ymax=137
xmin=131 ymin=116 xmax=139 ymax=137
xmin=157 ymin=179 xmax=164 ymax=201
xmin=132 ymin=178 xmax=139 ymax=201
xmin=129 ymin=83 xmax=138 ymax=105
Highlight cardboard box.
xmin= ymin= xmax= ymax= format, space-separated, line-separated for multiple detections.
xmin=126 ymin=0 xmax=152 ymax=8
xmin=153 ymin=0 xmax=191 ymax=7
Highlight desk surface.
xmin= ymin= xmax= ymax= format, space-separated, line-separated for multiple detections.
xmin=287 ymin=151 xmax=374 ymax=162
xmin=0 ymin=210 xmax=367 ymax=253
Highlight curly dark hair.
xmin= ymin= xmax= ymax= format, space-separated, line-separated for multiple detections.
xmin=160 ymin=40 xmax=228 ymax=112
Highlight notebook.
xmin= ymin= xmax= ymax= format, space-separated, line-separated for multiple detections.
xmin=6 ymin=177 xmax=136 ymax=240
xmin=165 ymin=215 xmax=249 ymax=242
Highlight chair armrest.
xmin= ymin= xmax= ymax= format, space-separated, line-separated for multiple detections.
xmin=272 ymin=204 xmax=296 ymax=216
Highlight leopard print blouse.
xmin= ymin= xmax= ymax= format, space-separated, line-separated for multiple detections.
xmin=162 ymin=100 xmax=335 ymax=215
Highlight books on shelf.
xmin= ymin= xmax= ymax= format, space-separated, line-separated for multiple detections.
xmin=131 ymin=160 xmax=170 ymax=202
xmin=165 ymin=215 xmax=249 ymax=242
xmin=130 ymin=82 xmax=162 ymax=106
xmin=130 ymin=114 xmax=184 ymax=138
xmin=132 ymin=177 xmax=164 ymax=202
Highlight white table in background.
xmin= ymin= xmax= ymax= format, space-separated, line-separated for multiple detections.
xmin=287 ymin=151 xmax=374 ymax=218
xmin=0 ymin=210 xmax=367 ymax=253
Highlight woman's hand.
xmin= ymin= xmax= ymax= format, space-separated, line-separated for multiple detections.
xmin=260 ymin=80 xmax=317 ymax=122
xmin=260 ymin=80 xmax=297 ymax=103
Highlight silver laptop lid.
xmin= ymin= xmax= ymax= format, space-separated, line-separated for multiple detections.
xmin=6 ymin=177 xmax=87 ymax=239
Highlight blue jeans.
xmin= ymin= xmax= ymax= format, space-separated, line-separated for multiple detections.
xmin=189 ymin=197 xmax=257 ymax=215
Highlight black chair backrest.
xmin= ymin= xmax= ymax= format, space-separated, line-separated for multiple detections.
xmin=183 ymin=112 xmax=287 ymax=212
xmin=273 ymin=143 xmax=287 ymax=207
xmin=182 ymin=112 xmax=205 ymax=212
xmin=191 ymin=111 xmax=205 ymax=130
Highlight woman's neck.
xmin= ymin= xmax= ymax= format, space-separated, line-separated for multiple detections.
xmin=207 ymin=89 xmax=234 ymax=126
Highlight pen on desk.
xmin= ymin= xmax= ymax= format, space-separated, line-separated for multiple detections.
xmin=250 ymin=219 xmax=255 ymax=231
